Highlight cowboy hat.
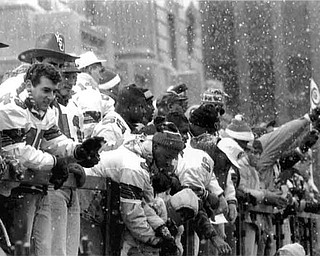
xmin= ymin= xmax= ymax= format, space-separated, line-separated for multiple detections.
xmin=18 ymin=33 xmax=78 ymax=63
xmin=76 ymin=51 xmax=106 ymax=69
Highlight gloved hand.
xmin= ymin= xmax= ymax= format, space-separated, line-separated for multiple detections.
xmin=68 ymin=163 xmax=86 ymax=187
xmin=49 ymin=157 xmax=70 ymax=190
xmin=236 ymin=190 xmax=257 ymax=205
xmin=155 ymin=225 xmax=178 ymax=255
xmin=74 ymin=137 xmax=105 ymax=168
xmin=299 ymin=130 xmax=319 ymax=153
xmin=158 ymin=237 xmax=178 ymax=256
xmin=264 ymin=191 xmax=288 ymax=209
xmin=210 ymin=235 xmax=232 ymax=255
xmin=155 ymin=225 xmax=173 ymax=241
xmin=166 ymin=219 xmax=178 ymax=237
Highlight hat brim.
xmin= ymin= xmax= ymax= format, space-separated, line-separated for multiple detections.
xmin=227 ymin=155 xmax=240 ymax=169
xmin=0 ymin=42 xmax=8 ymax=48
xmin=18 ymin=49 xmax=79 ymax=64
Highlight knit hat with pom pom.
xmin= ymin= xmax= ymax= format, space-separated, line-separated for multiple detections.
xmin=225 ymin=114 xmax=254 ymax=141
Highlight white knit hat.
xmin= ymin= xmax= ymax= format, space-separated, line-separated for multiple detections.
xmin=225 ymin=114 xmax=254 ymax=141
xmin=278 ymin=243 xmax=305 ymax=256
xmin=170 ymin=188 xmax=199 ymax=216
xmin=217 ymin=137 xmax=244 ymax=169
xmin=76 ymin=51 xmax=106 ymax=69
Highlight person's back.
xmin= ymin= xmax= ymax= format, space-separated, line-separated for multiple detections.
xmin=176 ymin=145 xmax=223 ymax=197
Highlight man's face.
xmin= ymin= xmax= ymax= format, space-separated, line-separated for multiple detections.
xmin=29 ymin=76 xmax=58 ymax=111
xmin=145 ymin=100 xmax=155 ymax=123
xmin=179 ymin=100 xmax=188 ymax=113
xmin=128 ymin=99 xmax=148 ymax=124
xmin=178 ymin=123 xmax=190 ymax=143
xmin=89 ymin=63 xmax=104 ymax=83
xmin=169 ymin=101 xmax=184 ymax=114
xmin=153 ymin=144 xmax=180 ymax=173
xmin=58 ymin=72 xmax=77 ymax=99
xmin=246 ymin=148 xmax=261 ymax=168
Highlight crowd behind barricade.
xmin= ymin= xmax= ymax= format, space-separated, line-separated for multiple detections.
xmin=0 ymin=33 xmax=318 ymax=256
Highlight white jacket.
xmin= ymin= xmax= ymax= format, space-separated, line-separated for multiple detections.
xmin=53 ymin=99 xmax=84 ymax=143
xmin=72 ymin=72 xmax=103 ymax=139
xmin=176 ymin=143 xmax=224 ymax=197
xmin=0 ymin=95 xmax=77 ymax=173
xmin=92 ymin=110 xmax=131 ymax=151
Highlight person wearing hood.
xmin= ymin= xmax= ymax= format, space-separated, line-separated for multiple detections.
xmin=163 ymin=188 xmax=199 ymax=256
xmin=73 ymin=51 xmax=105 ymax=139
xmin=89 ymin=125 xmax=186 ymax=256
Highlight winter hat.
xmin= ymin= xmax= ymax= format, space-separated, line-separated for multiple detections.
xmin=225 ymin=115 xmax=254 ymax=141
xmin=99 ymin=68 xmax=121 ymax=91
xmin=189 ymin=104 xmax=219 ymax=129
xmin=201 ymin=88 xmax=228 ymax=105
xmin=170 ymin=188 xmax=199 ymax=216
xmin=76 ymin=51 xmax=106 ymax=69
xmin=277 ymin=243 xmax=305 ymax=256
xmin=0 ymin=42 xmax=8 ymax=48
xmin=117 ymin=84 xmax=146 ymax=107
xmin=152 ymin=123 xmax=185 ymax=152
xmin=217 ymin=137 xmax=244 ymax=169
xmin=18 ymin=33 xmax=78 ymax=64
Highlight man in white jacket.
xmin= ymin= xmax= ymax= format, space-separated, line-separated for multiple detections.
xmin=73 ymin=51 xmax=106 ymax=139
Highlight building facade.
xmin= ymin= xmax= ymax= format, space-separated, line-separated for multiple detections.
xmin=200 ymin=1 xmax=318 ymax=126
xmin=0 ymin=0 xmax=205 ymax=106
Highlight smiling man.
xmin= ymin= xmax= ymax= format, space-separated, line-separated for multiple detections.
xmin=0 ymin=63 xmax=104 ymax=255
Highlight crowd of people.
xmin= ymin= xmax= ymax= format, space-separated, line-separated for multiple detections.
xmin=0 ymin=32 xmax=317 ymax=256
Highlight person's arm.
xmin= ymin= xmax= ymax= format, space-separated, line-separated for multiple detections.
xmin=0 ymin=105 xmax=56 ymax=171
